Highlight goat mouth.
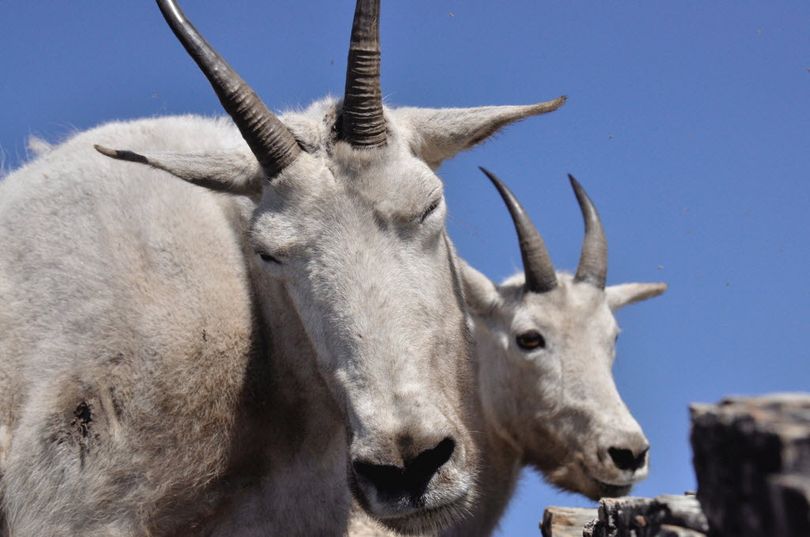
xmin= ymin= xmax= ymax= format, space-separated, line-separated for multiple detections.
xmin=372 ymin=495 xmax=472 ymax=535
xmin=593 ymin=479 xmax=633 ymax=498
xmin=577 ymin=462 xmax=635 ymax=499
xmin=349 ymin=473 xmax=472 ymax=534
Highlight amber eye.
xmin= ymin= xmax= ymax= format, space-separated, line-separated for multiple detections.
xmin=516 ymin=330 xmax=546 ymax=351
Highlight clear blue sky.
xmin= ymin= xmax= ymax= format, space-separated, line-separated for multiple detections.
xmin=2 ymin=2 xmax=808 ymax=535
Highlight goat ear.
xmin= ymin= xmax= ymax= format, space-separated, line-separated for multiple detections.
xmin=606 ymin=282 xmax=667 ymax=311
xmin=460 ymin=261 xmax=500 ymax=315
xmin=94 ymin=145 xmax=263 ymax=196
xmin=396 ymin=96 xmax=566 ymax=170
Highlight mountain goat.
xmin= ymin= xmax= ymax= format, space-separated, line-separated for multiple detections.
xmin=0 ymin=1 xmax=565 ymax=535
xmin=351 ymin=170 xmax=667 ymax=536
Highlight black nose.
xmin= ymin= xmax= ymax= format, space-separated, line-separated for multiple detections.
xmin=353 ymin=437 xmax=455 ymax=501
xmin=608 ymin=446 xmax=648 ymax=472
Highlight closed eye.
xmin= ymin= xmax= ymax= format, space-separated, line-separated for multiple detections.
xmin=419 ymin=198 xmax=442 ymax=223
xmin=256 ymin=251 xmax=281 ymax=264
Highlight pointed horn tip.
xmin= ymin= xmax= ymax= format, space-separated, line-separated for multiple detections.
xmin=567 ymin=173 xmax=602 ymax=225
xmin=478 ymin=166 xmax=502 ymax=186
xmin=479 ymin=167 xmax=514 ymax=197
xmin=156 ymin=0 xmax=190 ymax=32
xmin=94 ymin=144 xmax=148 ymax=164
xmin=93 ymin=144 xmax=116 ymax=157
xmin=567 ymin=173 xmax=592 ymax=204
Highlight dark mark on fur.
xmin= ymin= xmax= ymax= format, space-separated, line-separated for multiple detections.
xmin=70 ymin=401 xmax=94 ymax=469
xmin=73 ymin=401 xmax=92 ymax=438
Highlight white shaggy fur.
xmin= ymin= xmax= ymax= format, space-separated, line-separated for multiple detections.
xmin=0 ymin=89 xmax=564 ymax=536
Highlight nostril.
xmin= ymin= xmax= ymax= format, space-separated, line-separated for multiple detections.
xmin=409 ymin=437 xmax=455 ymax=481
xmin=608 ymin=446 xmax=648 ymax=472
xmin=352 ymin=437 xmax=456 ymax=502
xmin=352 ymin=460 xmax=403 ymax=497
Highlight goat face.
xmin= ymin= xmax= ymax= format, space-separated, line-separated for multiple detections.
xmin=463 ymin=171 xmax=666 ymax=500
xmin=255 ymin=138 xmax=480 ymax=533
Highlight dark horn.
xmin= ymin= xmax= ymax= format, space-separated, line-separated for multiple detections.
xmin=479 ymin=167 xmax=557 ymax=294
xmin=569 ymin=174 xmax=608 ymax=288
xmin=156 ymin=0 xmax=300 ymax=178
xmin=341 ymin=0 xmax=387 ymax=148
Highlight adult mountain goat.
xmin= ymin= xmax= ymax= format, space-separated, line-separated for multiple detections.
xmin=0 ymin=1 xmax=565 ymax=535
xmin=351 ymin=170 xmax=667 ymax=537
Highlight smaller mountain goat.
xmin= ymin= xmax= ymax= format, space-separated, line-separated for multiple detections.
xmin=351 ymin=170 xmax=667 ymax=537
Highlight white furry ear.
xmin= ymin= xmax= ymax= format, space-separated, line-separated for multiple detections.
xmin=94 ymin=145 xmax=262 ymax=195
xmin=460 ymin=262 xmax=500 ymax=315
xmin=606 ymin=282 xmax=667 ymax=311
xmin=396 ymin=96 xmax=566 ymax=169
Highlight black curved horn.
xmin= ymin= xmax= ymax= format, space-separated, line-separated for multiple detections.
xmin=341 ymin=0 xmax=387 ymax=148
xmin=569 ymin=174 xmax=608 ymax=288
xmin=156 ymin=0 xmax=300 ymax=178
xmin=479 ymin=167 xmax=558 ymax=294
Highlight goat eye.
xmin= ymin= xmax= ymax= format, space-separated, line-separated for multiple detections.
xmin=516 ymin=330 xmax=546 ymax=351
xmin=420 ymin=199 xmax=441 ymax=223
xmin=257 ymin=252 xmax=281 ymax=264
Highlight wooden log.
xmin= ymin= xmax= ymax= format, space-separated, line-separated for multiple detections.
xmin=543 ymin=495 xmax=706 ymax=537
xmin=596 ymin=495 xmax=707 ymax=537
xmin=655 ymin=495 xmax=709 ymax=533
xmin=541 ymin=506 xmax=598 ymax=537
